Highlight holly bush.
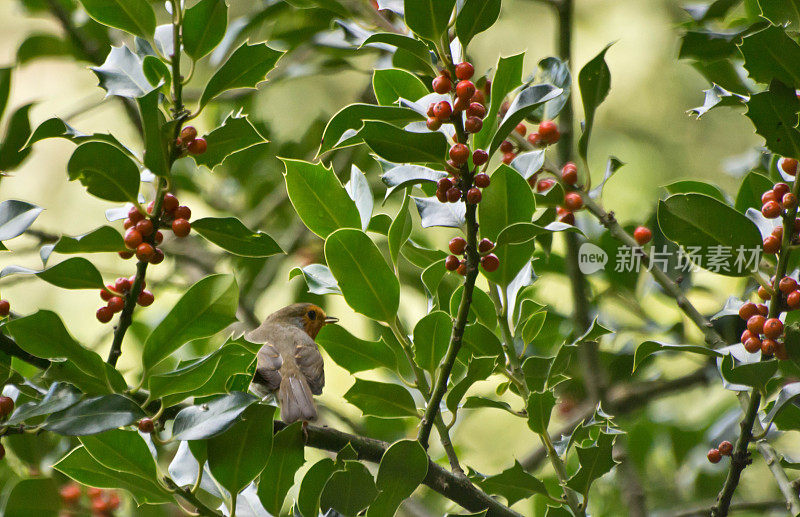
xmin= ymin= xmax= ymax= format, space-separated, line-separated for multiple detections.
xmin=1 ymin=0 xmax=800 ymax=516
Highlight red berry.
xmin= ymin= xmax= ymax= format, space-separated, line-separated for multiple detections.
xmin=763 ymin=235 xmax=781 ymax=254
xmin=471 ymin=89 xmax=486 ymax=105
xmin=188 ymin=138 xmax=207 ymax=155
xmin=757 ymin=303 xmax=769 ymax=316
xmin=745 ymin=336 xmax=762 ymax=353
xmin=59 ymin=483 xmax=82 ymax=505
xmin=146 ymin=201 xmax=157 ymax=215
xmin=738 ymin=302 xmax=759 ymax=321
xmin=741 ymin=329 xmax=753 ymax=344
xmin=537 ymin=179 xmax=556 ymax=192
xmin=123 ymin=218 xmax=134 ymax=230
xmin=180 ymin=126 xmax=198 ymax=141
xmin=747 ymin=315 xmax=766 ymax=334
xmin=450 ymin=143 xmax=469 ymax=165
xmin=128 ymin=206 xmax=144 ymax=223
xmin=467 ymin=102 xmax=487 ymax=119
xmin=780 ymin=277 xmax=798 ymax=294
xmin=118 ymin=250 xmax=134 ymax=259
xmin=789 ymin=290 xmax=800 ymax=309
xmin=515 ymin=123 xmax=527 ymax=136
xmin=124 ymin=228 xmax=143 ymax=249
xmin=432 ymin=75 xmax=452 ymax=94
xmin=478 ymin=238 xmax=494 ymax=253
xmin=100 ymin=289 xmax=113 ymax=302
xmin=174 ymin=205 xmax=191 ymax=220
xmin=781 ymin=158 xmax=799 ymax=176
xmin=445 ymin=255 xmax=460 ymax=271
xmin=561 ymin=162 xmax=578 ymax=185
xmin=136 ymin=243 xmax=155 ymax=261
xmin=0 ymin=300 xmax=9 ymax=317
xmin=466 ymin=187 xmax=482 ymax=204
xmin=762 ymin=190 xmax=778 ymax=204
xmin=527 ymin=132 xmax=543 ymax=147
xmin=107 ymin=492 xmax=121 ymax=510
xmin=464 ymin=116 xmax=483 ymax=133
xmin=107 ymin=296 xmax=125 ymax=313
xmin=500 ymin=140 xmax=514 ymax=153
xmin=438 ymin=178 xmax=453 ymax=192
xmin=538 ymin=120 xmax=560 ymax=143
xmin=455 ymin=80 xmax=476 ymax=100
xmin=92 ymin=498 xmax=110 ymax=513
xmin=150 ymin=248 xmax=165 ymax=265
xmin=633 ymin=226 xmax=652 ymax=245
xmin=474 ymin=173 xmax=491 ymax=188
xmin=455 ymin=62 xmax=475 ymax=80
xmin=453 ymin=96 xmax=470 ymax=113
xmin=0 ymin=396 xmax=14 ymax=418
xmin=434 ymin=101 xmax=452 ymax=120
xmin=784 ymin=193 xmax=798 ymax=210
xmin=558 ymin=207 xmax=575 ymax=225
xmin=564 ymin=192 xmax=583 ymax=211
xmin=436 ymin=189 xmax=449 ymax=203
xmin=456 ymin=260 xmax=467 ymax=276
xmin=96 ymin=306 xmax=113 ymax=323
xmin=163 ymin=193 xmax=179 ymax=212
xmin=154 ymin=231 xmax=164 ymax=245
xmin=172 ymin=219 xmax=191 ymax=238
xmin=502 ymin=152 xmax=515 ymax=164
xmin=481 ymin=253 xmax=499 ymax=272
xmin=762 ymin=338 xmax=777 ymax=355
xmin=449 ymin=237 xmax=467 ymax=255
xmin=447 ymin=187 xmax=462 ymax=203
xmin=774 ymin=182 xmax=791 ymax=198
xmin=138 ymin=417 xmax=155 ymax=433
xmin=707 ymin=449 xmax=722 ymax=463
xmin=500 ymin=100 xmax=510 ymax=116
xmin=426 ymin=117 xmax=443 ymax=131
xmin=135 ymin=219 xmax=153 ymax=236
xmin=473 ymin=150 xmax=489 ymax=166
xmin=427 ymin=103 xmax=436 ymax=118
xmin=115 ymin=277 xmax=131 ymax=293
xmin=764 ymin=318 xmax=784 ymax=339
xmin=773 ymin=226 xmax=784 ymax=240
xmin=134 ymin=289 xmax=153 ymax=307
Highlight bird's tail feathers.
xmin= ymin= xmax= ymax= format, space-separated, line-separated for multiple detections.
xmin=279 ymin=373 xmax=317 ymax=423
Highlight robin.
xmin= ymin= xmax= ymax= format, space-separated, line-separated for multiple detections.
xmin=245 ymin=303 xmax=337 ymax=422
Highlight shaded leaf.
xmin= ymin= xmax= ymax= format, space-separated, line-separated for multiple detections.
xmin=740 ymin=25 xmax=800 ymax=87
xmin=192 ymin=114 xmax=268 ymax=171
xmin=257 ymin=421 xmax=306 ymax=515
xmin=344 ymin=378 xmax=417 ymax=418
xmin=78 ymin=0 xmax=155 ymax=38
xmin=44 ymin=395 xmax=145 ymax=436
xmin=474 ymin=461 xmax=549 ymax=505
xmin=67 ymin=141 xmax=140 ymax=203
xmin=183 ymin=0 xmax=228 ymax=60
xmin=489 ymin=84 xmax=563 ymax=155
xmin=474 ymin=53 xmax=525 ymax=151
xmin=455 ymin=0 xmax=501 ymax=47
xmin=367 ymin=440 xmax=428 ymax=517
xmin=320 ymin=104 xmax=423 ymax=154
xmin=404 ymin=0 xmax=456 ymax=41
xmin=633 ymin=341 xmax=724 ymax=372
xmin=172 ymin=392 xmax=258 ymax=440
xmin=566 ymin=432 xmax=618 ymax=495
xmin=413 ymin=310 xmax=452 ymax=376
xmin=578 ymin=43 xmax=613 ymax=162
xmin=320 ymin=461 xmax=378 ymax=515
xmin=373 ymin=68 xmax=428 ymax=105
xmin=289 ymin=264 xmax=341 ymax=295
xmin=40 ymin=226 xmax=126 ymax=264
xmin=745 ymin=80 xmax=800 ymax=159
xmin=316 ymin=324 xmax=396 ymax=373
xmin=2 ymin=478 xmax=60 ymax=517
xmin=192 ymin=217 xmax=283 ymax=257
xmin=1 ymin=257 xmax=104 ymax=290
xmin=200 ymin=42 xmax=284 ymax=108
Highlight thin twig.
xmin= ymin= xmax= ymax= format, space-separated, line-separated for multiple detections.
xmin=164 ymin=476 xmax=224 ymax=517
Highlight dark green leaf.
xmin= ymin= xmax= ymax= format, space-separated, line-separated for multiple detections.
xmin=446 ymin=356 xmax=496 ymax=413
xmin=455 ymin=0 xmax=501 ymax=47
xmin=258 ymin=422 xmax=306 ymax=515
xmin=578 ymin=43 xmax=613 ymax=162
xmin=298 ymin=458 xmax=338 ymax=517
xmin=526 ymin=390 xmax=556 ymax=434
xmin=745 ymin=80 xmax=800 ymax=159
xmin=0 ymin=199 xmax=43 ymax=241
xmin=142 ymin=55 xmax=171 ymax=90
xmin=679 ymin=30 xmax=741 ymax=61
xmin=740 ymin=25 xmax=800 ymax=87
xmin=7 ymin=383 xmax=82 ymax=425
xmin=361 ymin=33 xmax=434 ymax=74
xmin=320 ymin=461 xmax=378 ymax=515
xmin=316 ymin=324 xmax=396 ymax=373
xmin=495 ymin=221 xmax=578 ymax=247
xmin=142 ymin=274 xmax=239 ymax=374
xmin=91 ymin=45 xmax=154 ymax=98
xmin=320 ymin=104 xmax=423 ymax=154
xmin=200 ymin=42 xmax=284 ymax=108
xmin=403 ymin=0 xmax=456 ymax=41
xmin=40 ymin=226 xmax=126 ymax=265
xmin=0 ymin=103 xmax=33 ymax=170
xmin=388 ymin=193 xmax=412 ymax=267
xmin=759 ymin=0 xmax=800 ymax=26
xmin=474 ymin=461 xmax=549 ymax=505
xmin=462 ymin=396 xmax=515 ymax=413
xmin=1 ymin=257 xmax=104 ymax=289
xmin=664 ymin=180 xmax=726 ymax=202
xmin=137 ymin=88 xmax=171 ymax=177
xmin=657 ymin=193 xmax=763 ymax=276
xmin=78 ymin=0 xmax=155 ymax=38
xmin=344 ymin=378 xmax=417 ymax=418
xmin=421 ymin=259 xmax=447 ymax=306
xmin=192 ymin=217 xmax=282 ymax=257
xmin=489 ymin=84 xmax=562 ymax=155
xmin=462 ymin=323 xmax=504 ymax=358
xmin=736 ymin=171 xmax=774 ymax=213
xmin=413 ymin=310 xmax=452 ymax=376
xmin=474 ymin=53 xmax=525 ymax=151
xmin=633 ymin=341 xmax=724 ymax=372
xmin=44 ymin=395 xmax=145 ymax=436
xmin=719 ymin=353 xmax=778 ymax=392
xmin=765 ymin=382 xmax=800 ymax=425
xmin=283 ymin=159 xmax=362 ymax=239
xmin=566 ymin=432 xmax=618 ymax=495
xmin=67 ymin=141 xmax=140 ymax=203
xmin=367 ymin=440 xmax=428 ymax=517
xmin=289 ymin=264 xmax=341 ymax=295
xmin=24 ymin=117 xmax=128 ymax=151
xmin=450 ymin=285 xmax=496 ymax=327
xmin=192 ymin=114 xmax=268 ymax=171
xmin=413 ymin=196 xmax=466 ymax=228
xmin=79 ymin=429 xmax=158 ymax=481
xmin=209 ymin=403 xmax=276 ymax=496
xmin=2 ymin=478 xmax=60 ymax=517
xmin=359 ymin=121 xmax=448 ymax=163
xmin=172 ymin=392 xmax=258 ymax=440
xmin=324 ymin=228 xmax=400 ymax=322
xmin=183 ymin=0 xmax=228 ymax=60
xmin=0 ymin=67 xmax=9 ymax=122
xmin=373 ymin=68 xmax=428 ymax=105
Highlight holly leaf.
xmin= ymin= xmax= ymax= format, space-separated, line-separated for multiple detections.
xmin=474 ymin=461 xmax=549 ymax=505
xmin=172 ymin=392 xmax=258 ymax=440
xmin=745 ymin=80 xmax=800 ymax=159
xmin=192 ymin=217 xmax=283 ymax=257
xmin=0 ymin=199 xmax=43 ymax=241
xmin=413 ymin=196 xmax=466 ymax=228
xmin=344 ymin=378 xmax=417 ymax=418
xmin=373 ymin=68 xmax=429 ymax=105
xmin=67 ymin=141 xmax=140 ymax=203
xmin=0 ymin=103 xmax=34 ymax=170
xmin=183 ymin=0 xmax=228 ymax=60
xmin=367 ymin=440 xmax=428 ymax=517
xmin=316 ymin=324 xmax=396 ymax=373
xmin=739 ymin=25 xmax=800 ymax=87
xmin=289 ymin=264 xmax=341 ymax=295
xmin=257 ymin=421 xmax=306 ymax=515
xmin=578 ymin=43 xmax=613 ymax=162
xmin=91 ymin=45 xmax=154 ymax=98
xmin=566 ymin=432 xmax=618 ymax=495
xmin=200 ymin=42 xmax=284 ymax=108
xmin=1 ymin=257 xmax=105 ymax=290
xmin=44 ymin=395 xmax=145 ymax=436
xmin=78 ymin=0 xmax=155 ymax=38
xmin=403 ymin=0 xmax=456 ymax=41
xmin=191 ymin=114 xmax=268 ymax=171
xmin=455 ymin=0 xmax=501 ymax=48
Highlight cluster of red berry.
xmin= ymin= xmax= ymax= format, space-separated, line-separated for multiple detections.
xmin=445 ymin=237 xmax=499 ymax=275
xmin=499 ymin=119 xmax=560 ymax=165
xmin=0 ymin=396 xmax=13 ymax=460
xmin=738 ymin=302 xmax=787 ymax=359
xmin=59 ymin=482 xmax=120 ymax=516
xmin=707 ymin=440 xmax=733 ymax=464
xmin=121 ymin=193 xmax=191 ymax=261
xmin=175 ymin=125 xmax=207 ymax=156
xmin=96 ymin=276 xmax=154 ymax=323
xmin=761 ymin=178 xmax=799 ymax=254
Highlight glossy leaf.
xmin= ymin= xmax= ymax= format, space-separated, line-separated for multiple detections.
xmin=257 ymin=422 xmax=305 ymax=515
xmin=209 ymin=403 xmax=276 ymax=497
xmin=67 ymin=141 xmax=140 ymax=203
xmin=446 ymin=356 xmax=496 ymax=413
xmin=44 ymin=395 xmax=145 ymax=436
xmin=745 ymin=80 xmax=800 ymax=159
xmin=172 ymin=392 xmax=258 ymax=440
xmin=136 ymin=88 xmax=171 ymax=177
xmin=462 ymin=323 xmax=504 ymax=358
xmin=566 ymin=432 xmax=618 ymax=495
xmin=289 ymin=264 xmax=341 ymax=295
xmin=142 ymin=274 xmax=239 ymax=374
xmin=1 ymin=257 xmax=104 ymax=290
xmin=40 ymin=226 xmax=126 ymax=265
xmin=24 ymin=117 xmax=128 ymax=151
xmin=413 ymin=196 xmax=466 ymax=228
xmin=6 ymin=383 xmax=81 ymax=425
xmin=759 ymin=0 xmax=800 ymax=26
xmin=192 ymin=217 xmax=283 ymax=257
xmin=413 ymin=310 xmax=452 ymax=376
xmin=78 ymin=0 xmax=155 ymax=38
xmin=455 ymin=0 xmax=501 ymax=47
xmin=79 ymin=429 xmax=158 ymax=481
xmin=183 ymin=0 xmax=228 ymax=60
xmin=361 ymin=33 xmax=434 ymax=74
xmin=320 ymin=104 xmax=422 ymax=154
xmin=200 ymin=42 xmax=284 ymax=108
xmin=382 ymin=164 xmax=447 ymax=199
xmin=344 ymin=378 xmax=417 ymax=418
xmin=526 ymin=390 xmax=556 ymax=434
xmin=367 ymin=440 xmax=429 ymax=517
xmin=718 ymin=353 xmax=778 ymax=392
xmin=0 ymin=67 xmax=9 ymax=122
xmin=510 ymin=150 xmax=546 ymax=180
xmin=2 ymin=478 xmax=60 ymax=517
xmin=663 ymin=180 xmax=726 ymax=202
xmin=474 ymin=53 xmax=524 ymax=151
xmin=740 ymin=26 xmax=800 ymax=87
xmin=388 ymin=194 xmax=412 ymax=267
xmin=0 ymin=103 xmax=33 ymax=170
xmin=0 ymin=199 xmax=43 ymax=241
xmin=192 ymin=114 xmax=267 ymax=171
xmin=91 ymin=45 xmax=154 ymax=98
xmin=633 ymin=341 xmax=724 ymax=372
xmin=324 ymin=228 xmax=400 ymax=322
xmin=495 ymin=221 xmax=578 ymax=247
xmin=373 ymin=68 xmax=428 ymax=105
xmin=689 ymin=84 xmax=747 ymax=118
xmin=298 ymin=458 xmax=338 ymax=517
xmin=474 ymin=461 xmax=549 ymax=505
xmin=489 ymin=84 xmax=562 ymax=155
xmin=404 ymin=0 xmax=456 ymax=41
xmin=578 ymin=43 xmax=613 ymax=162
xmin=320 ymin=461 xmax=378 ymax=515
xmin=735 ymin=171 xmax=773 ymax=213
xmin=359 ymin=121 xmax=448 ymax=163
xmin=316 ymin=324 xmax=396 ymax=373
xmin=450 ymin=285 xmax=498 ymax=327
xmin=283 ymin=159 xmax=362 ymax=238
xmin=345 ymin=165 xmax=373 ymax=231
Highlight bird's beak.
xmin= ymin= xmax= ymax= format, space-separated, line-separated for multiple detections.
xmin=324 ymin=316 xmax=339 ymax=324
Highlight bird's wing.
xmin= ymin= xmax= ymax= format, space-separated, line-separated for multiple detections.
xmin=289 ymin=328 xmax=325 ymax=395
xmin=252 ymin=340 xmax=283 ymax=394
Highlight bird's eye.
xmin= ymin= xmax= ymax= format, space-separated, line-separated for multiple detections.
xmin=307 ymin=310 xmax=317 ymax=320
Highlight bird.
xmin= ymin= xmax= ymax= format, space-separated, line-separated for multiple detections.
xmin=245 ymin=303 xmax=337 ymax=423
